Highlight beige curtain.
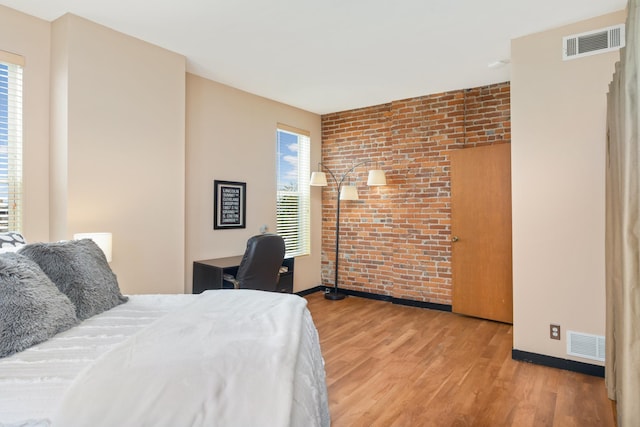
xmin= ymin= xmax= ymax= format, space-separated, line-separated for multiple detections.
xmin=605 ymin=0 xmax=640 ymax=426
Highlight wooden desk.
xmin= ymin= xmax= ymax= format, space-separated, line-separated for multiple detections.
xmin=192 ymin=256 xmax=294 ymax=294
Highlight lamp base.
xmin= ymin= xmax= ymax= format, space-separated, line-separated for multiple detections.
xmin=324 ymin=291 xmax=347 ymax=300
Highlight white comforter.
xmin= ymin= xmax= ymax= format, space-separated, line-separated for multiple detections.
xmin=0 ymin=291 xmax=329 ymax=427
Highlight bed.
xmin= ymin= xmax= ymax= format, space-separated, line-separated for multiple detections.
xmin=0 ymin=236 xmax=330 ymax=427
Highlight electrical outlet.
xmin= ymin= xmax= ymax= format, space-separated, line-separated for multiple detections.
xmin=550 ymin=324 xmax=561 ymax=340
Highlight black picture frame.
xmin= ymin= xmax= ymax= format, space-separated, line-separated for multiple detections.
xmin=214 ymin=180 xmax=246 ymax=229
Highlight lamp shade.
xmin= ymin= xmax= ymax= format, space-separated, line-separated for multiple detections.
xmin=73 ymin=232 xmax=112 ymax=262
xmin=339 ymin=185 xmax=359 ymax=200
xmin=367 ymin=169 xmax=387 ymax=186
xmin=310 ymin=171 xmax=328 ymax=186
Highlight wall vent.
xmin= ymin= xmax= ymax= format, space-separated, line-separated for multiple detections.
xmin=567 ymin=331 xmax=605 ymax=362
xmin=563 ymin=24 xmax=625 ymax=60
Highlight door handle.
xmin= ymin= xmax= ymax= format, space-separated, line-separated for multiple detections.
xmin=451 ymin=236 xmax=459 ymax=242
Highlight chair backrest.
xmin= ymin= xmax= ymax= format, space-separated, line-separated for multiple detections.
xmin=235 ymin=234 xmax=286 ymax=291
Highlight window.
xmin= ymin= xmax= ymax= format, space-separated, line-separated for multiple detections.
xmin=0 ymin=52 xmax=23 ymax=233
xmin=276 ymin=124 xmax=310 ymax=258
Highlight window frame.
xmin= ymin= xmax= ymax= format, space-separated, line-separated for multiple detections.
xmin=0 ymin=50 xmax=24 ymax=234
xmin=276 ymin=124 xmax=311 ymax=258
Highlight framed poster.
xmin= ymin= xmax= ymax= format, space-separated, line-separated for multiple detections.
xmin=214 ymin=180 xmax=246 ymax=229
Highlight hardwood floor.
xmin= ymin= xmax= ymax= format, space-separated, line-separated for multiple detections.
xmin=304 ymin=292 xmax=616 ymax=427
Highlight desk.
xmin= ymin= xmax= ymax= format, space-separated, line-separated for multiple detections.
xmin=192 ymin=256 xmax=294 ymax=294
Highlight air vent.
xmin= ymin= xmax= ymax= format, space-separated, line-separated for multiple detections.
xmin=563 ymin=24 xmax=625 ymax=60
xmin=567 ymin=331 xmax=605 ymax=362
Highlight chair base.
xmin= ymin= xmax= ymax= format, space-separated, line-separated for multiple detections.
xmin=324 ymin=291 xmax=347 ymax=300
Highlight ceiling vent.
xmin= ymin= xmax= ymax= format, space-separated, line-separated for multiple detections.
xmin=563 ymin=24 xmax=625 ymax=61
xmin=567 ymin=331 xmax=605 ymax=362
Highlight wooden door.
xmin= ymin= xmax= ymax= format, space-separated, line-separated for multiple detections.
xmin=450 ymin=143 xmax=512 ymax=323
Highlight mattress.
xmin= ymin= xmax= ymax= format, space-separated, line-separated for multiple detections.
xmin=0 ymin=291 xmax=329 ymax=427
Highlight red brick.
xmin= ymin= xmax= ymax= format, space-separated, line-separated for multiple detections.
xmin=319 ymin=82 xmax=510 ymax=305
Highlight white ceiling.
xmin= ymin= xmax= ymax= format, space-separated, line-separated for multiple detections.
xmin=0 ymin=0 xmax=627 ymax=114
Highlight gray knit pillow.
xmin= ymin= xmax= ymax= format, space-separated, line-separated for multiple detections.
xmin=19 ymin=239 xmax=128 ymax=320
xmin=0 ymin=253 xmax=79 ymax=358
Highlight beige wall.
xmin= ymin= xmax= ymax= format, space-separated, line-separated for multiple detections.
xmin=511 ymin=11 xmax=624 ymax=363
xmin=0 ymin=5 xmax=321 ymax=295
xmin=49 ymin=14 xmax=186 ymax=294
xmin=0 ymin=5 xmax=51 ymax=243
xmin=185 ymin=74 xmax=323 ymax=292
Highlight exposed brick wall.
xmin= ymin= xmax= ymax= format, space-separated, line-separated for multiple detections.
xmin=320 ymin=82 xmax=510 ymax=305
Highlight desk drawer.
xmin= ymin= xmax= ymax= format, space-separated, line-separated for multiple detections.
xmin=277 ymin=272 xmax=293 ymax=293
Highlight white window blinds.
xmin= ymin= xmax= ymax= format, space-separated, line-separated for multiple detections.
xmin=0 ymin=51 xmax=24 ymax=233
xmin=276 ymin=124 xmax=310 ymax=258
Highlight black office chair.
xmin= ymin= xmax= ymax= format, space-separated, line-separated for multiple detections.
xmin=222 ymin=234 xmax=286 ymax=291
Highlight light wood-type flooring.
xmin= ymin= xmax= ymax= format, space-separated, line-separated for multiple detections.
xmin=304 ymin=292 xmax=616 ymax=427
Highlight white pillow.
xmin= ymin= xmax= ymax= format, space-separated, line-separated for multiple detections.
xmin=0 ymin=232 xmax=26 ymax=253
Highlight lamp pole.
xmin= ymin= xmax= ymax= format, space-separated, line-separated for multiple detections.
xmin=317 ymin=160 xmax=375 ymax=301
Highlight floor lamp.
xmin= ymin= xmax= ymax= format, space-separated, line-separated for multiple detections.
xmin=311 ymin=161 xmax=387 ymax=300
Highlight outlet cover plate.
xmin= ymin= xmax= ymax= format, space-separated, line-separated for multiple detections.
xmin=550 ymin=324 xmax=561 ymax=340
